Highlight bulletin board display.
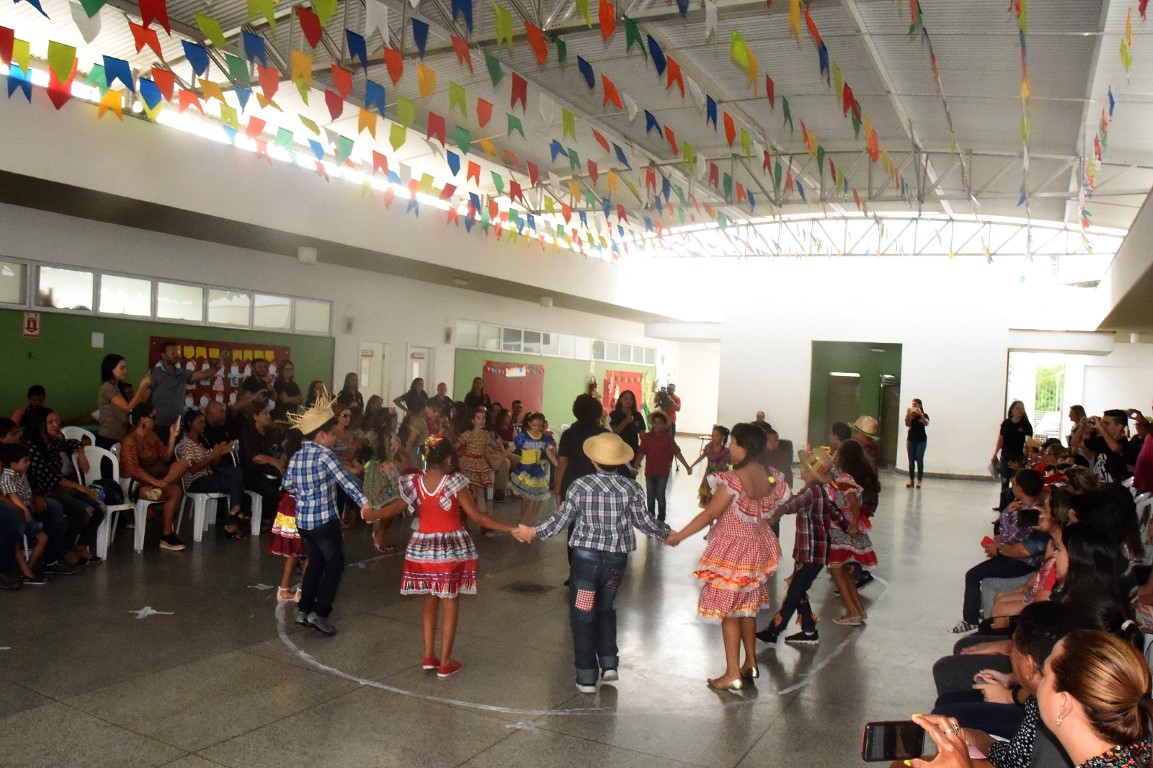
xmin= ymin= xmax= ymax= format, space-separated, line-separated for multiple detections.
xmin=603 ymin=369 xmax=646 ymax=414
xmin=481 ymin=361 xmax=545 ymax=414
xmin=148 ymin=337 xmax=291 ymax=411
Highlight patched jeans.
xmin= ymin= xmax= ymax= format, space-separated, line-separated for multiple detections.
xmin=569 ymin=547 xmax=627 ymax=686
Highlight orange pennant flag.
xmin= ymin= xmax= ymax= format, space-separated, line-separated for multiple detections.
xmin=246 ymin=116 xmax=266 ymax=139
xmin=525 ymin=21 xmax=548 ymax=65
xmin=98 ymin=89 xmax=124 ymax=120
xmin=478 ymin=137 xmax=497 ymax=159
xmin=200 ymin=79 xmax=225 ymax=104
xmin=358 ymin=108 xmax=377 ymax=138
xmin=129 ymin=21 xmax=163 ymax=59
xmin=331 ymin=65 xmax=352 ymax=98
xmin=177 ymin=89 xmax=203 ymax=113
xmin=417 ymin=62 xmax=436 ymax=98
xmin=599 ymin=0 xmax=617 ymax=42
xmin=602 ymin=75 xmax=622 ymax=109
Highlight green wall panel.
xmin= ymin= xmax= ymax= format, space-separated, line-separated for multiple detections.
xmin=453 ymin=348 xmax=654 ymax=425
xmin=806 ymin=340 xmax=903 ymax=448
xmin=0 ymin=309 xmax=334 ymax=423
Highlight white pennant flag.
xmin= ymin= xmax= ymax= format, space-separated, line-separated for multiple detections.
xmin=622 ymin=93 xmax=639 ymax=122
xmin=323 ymin=127 xmax=340 ymax=147
xmin=538 ymin=95 xmax=558 ymax=127
xmin=70 ymin=0 xmax=102 ymax=43
xmin=365 ymin=0 xmax=390 ymax=43
xmin=398 ymin=162 xmax=413 ymax=186
xmin=686 ymin=77 xmax=706 ymax=112
xmin=409 ymin=0 xmax=421 ymax=7
xmin=548 ymin=171 xmax=561 ymax=191
xmin=704 ymin=0 xmax=718 ymax=41
xmin=695 ymin=154 xmax=706 ymax=180
xmin=426 ymin=139 xmax=445 ymax=161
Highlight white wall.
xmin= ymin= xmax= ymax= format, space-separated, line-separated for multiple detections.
xmin=666 ymin=341 xmax=721 ymax=436
xmin=1064 ymin=341 xmax=1153 ymax=416
xmin=0 ymin=203 xmax=668 ymax=409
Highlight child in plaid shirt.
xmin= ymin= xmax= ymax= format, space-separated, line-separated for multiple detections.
xmin=0 ymin=444 xmax=49 ymax=585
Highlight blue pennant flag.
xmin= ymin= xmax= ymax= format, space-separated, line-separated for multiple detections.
xmin=818 ymin=43 xmax=830 ymax=85
xmin=235 ymin=88 xmax=252 ymax=110
xmin=644 ymin=216 xmax=653 ymax=232
xmin=613 ymin=143 xmax=631 ymax=169
xmin=747 ymin=191 xmax=756 ymax=209
xmin=365 ymin=79 xmax=386 ymax=115
xmin=412 ymin=18 xmax=430 ymax=58
xmin=407 ymin=195 xmax=420 ymax=215
xmin=647 ymin=36 xmax=666 ymax=76
xmin=662 ymin=176 xmax=671 ymax=202
xmin=6 ymin=66 xmax=32 ymax=101
xmin=182 ymin=41 xmax=210 ymax=77
xmin=577 ymin=56 xmax=595 ymax=89
xmin=451 ymin=0 xmax=474 ymax=32
xmin=308 ymin=139 xmax=325 ymax=161
xmin=346 ymin=30 xmax=369 ymax=72
xmin=675 ymin=0 xmax=689 ymax=17
xmin=468 ymin=192 xmax=481 ymax=216
xmin=579 ymin=210 xmax=588 ymax=228
xmin=104 ymin=56 xmax=134 ymax=90
xmin=526 ymin=214 xmax=535 ymax=233
xmin=18 ymin=0 xmax=49 ymax=18
xmin=797 ymin=180 xmax=806 ymax=202
xmin=706 ymin=96 xmax=718 ymax=129
xmin=222 ymin=125 xmax=239 ymax=144
xmin=550 ymin=140 xmax=568 ymax=162
xmin=138 ymin=78 xmax=163 ymax=110
xmin=464 ymin=215 xmax=475 ymax=232
xmin=644 ymin=110 xmax=661 ymax=136
xmin=242 ymin=31 xmax=267 ymax=66
xmin=447 ymin=151 xmax=461 ymax=176
xmin=601 ymin=197 xmax=611 ymax=218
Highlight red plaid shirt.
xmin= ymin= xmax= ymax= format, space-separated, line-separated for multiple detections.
xmin=772 ymin=481 xmax=848 ymax=566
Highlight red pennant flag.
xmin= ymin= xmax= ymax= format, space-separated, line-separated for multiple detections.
xmin=151 ymin=66 xmax=175 ymax=100
xmin=257 ymin=64 xmax=279 ymax=102
xmin=324 ymin=90 xmax=344 ymax=120
xmin=503 ymin=149 xmax=522 ymax=168
xmin=1094 ymin=134 xmax=1103 ymax=161
xmin=383 ymin=47 xmax=404 ymax=85
xmin=488 ymin=199 xmax=500 ymax=221
xmin=246 ymin=116 xmax=266 ymax=139
xmin=645 ymin=166 xmax=656 ymax=190
xmin=602 ymin=75 xmax=622 ymax=109
xmin=296 ymin=7 xmax=323 ymax=48
xmin=666 ymin=57 xmax=684 ymax=97
xmin=723 ymin=112 xmax=736 ymax=146
xmin=0 ymin=27 xmax=12 ymax=66
xmin=527 ymin=161 xmax=539 ymax=186
xmin=709 ymin=163 xmax=720 ymax=189
xmin=561 ymin=203 xmax=572 ymax=223
xmin=664 ymin=125 xmax=678 ymax=156
xmin=867 ymin=128 xmax=879 ymax=162
xmin=524 ymin=21 xmax=548 ymax=65
xmin=384 ymin=187 xmax=396 ymax=208
xmin=331 ymin=65 xmax=352 ymax=98
xmin=587 ymin=160 xmax=599 ymax=183
xmin=842 ymin=83 xmax=854 ymax=116
xmin=476 ymin=97 xmax=493 ymax=127
xmin=372 ymin=151 xmax=388 ymax=176
xmin=316 ymin=162 xmax=331 ymax=181
xmin=255 ymin=139 xmax=270 ymax=162
xmin=466 ymin=161 xmax=481 ymax=185
xmin=510 ymin=180 xmax=525 ymax=203
xmin=735 ymin=182 xmax=746 ymax=203
xmin=592 ymin=129 xmax=610 ymax=153
xmin=129 ymin=21 xmax=163 ymax=58
xmin=765 ymin=74 xmax=775 ymax=109
xmin=451 ymin=35 xmax=473 ymax=73
xmin=599 ymin=0 xmax=617 ymax=41
xmin=138 ymin=0 xmax=172 ymax=34
xmin=177 ymin=89 xmax=203 ymax=113
xmin=510 ymin=73 xmax=527 ymax=112
xmin=427 ymin=112 xmax=447 ymax=146
xmin=1142 ymin=0 xmax=1149 ymax=19
xmin=762 ymin=150 xmax=771 ymax=173
xmin=785 ymin=171 xmax=794 ymax=193
xmin=441 ymin=183 xmax=456 ymax=200
xmin=804 ymin=6 xmax=821 ymax=45
xmin=447 ymin=206 xmax=460 ymax=226
xmin=47 ymin=61 xmax=77 ymax=110
xmin=616 ymin=204 xmax=628 ymax=223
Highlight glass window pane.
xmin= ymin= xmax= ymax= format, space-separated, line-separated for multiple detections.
xmin=0 ymin=261 xmax=26 ymax=304
xmin=574 ymin=337 xmax=591 ymax=359
xmin=557 ymin=334 xmax=574 ymax=358
xmin=36 ymin=266 xmax=93 ymax=311
xmin=156 ymin=282 xmax=203 ymax=322
xmin=455 ymin=321 xmax=479 ymax=347
xmin=207 ymin=289 xmax=251 ymax=326
xmin=253 ymin=294 xmax=291 ymax=329
xmin=99 ymin=274 xmax=152 ymax=316
xmin=644 ymin=347 xmax=656 ymax=365
xmin=591 ymin=340 xmax=605 ymax=360
xmin=479 ymin=324 xmax=500 ymax=350
xmin=541 ymin=332 xmax=559 ymax=356
xmin=295 ymin=299 xmax=330 ymax=334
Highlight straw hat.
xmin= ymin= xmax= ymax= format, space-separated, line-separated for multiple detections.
xmin=851 ymin=415 xmax=880 ymax=440
xmin=287 ymin=387 xmax=337 ymax=436
xmin=799 ymin=446 xmax=834 ymax=476
xmin=583 ymin=432 xmax=635 ymax=467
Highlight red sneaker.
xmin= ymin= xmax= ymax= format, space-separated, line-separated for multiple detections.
xmin=422 ymin=657 xmax=440 ymax=670
xmin=437 ymin=660 xmax=464 ymax=678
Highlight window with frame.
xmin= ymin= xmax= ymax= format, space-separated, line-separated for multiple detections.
xmin=98 ymin=274 xmax=152 ymax=317
xmin=0 ymin=261 xmax=26 ymax=305
xmin=156 ymin=282 xmax=204 ymax=322
xmin=36 ymin=266 xmax=93 ymax=311
xmin=207 ymin=288 xmax=251 ymax=326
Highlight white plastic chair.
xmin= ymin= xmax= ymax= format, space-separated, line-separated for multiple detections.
xmin=195 ymin=490 xmax=263 ymax=537
xmin=80 ymin=445 xmax=145 ymax=556
xmin=62 ymin=425 xmax=95 ymax=445
xmin=177 ymin=490 xmax=227 ymax=542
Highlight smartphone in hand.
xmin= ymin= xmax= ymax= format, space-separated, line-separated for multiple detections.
xmin=861 ymin=721 xmax=925 ymax=762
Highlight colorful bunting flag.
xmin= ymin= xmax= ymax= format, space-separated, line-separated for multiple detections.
xmin=525 ymin=21 xmax=548 ymax=64
xmin=139 ymin=0 xmax=171 ymax=34
xmin=412 ymin=18 xmax=430 ymax=57
xmin=451 ymin=0 xmax=473 ymax=32
xmin=599 ymin=0 xmax=617 ymax=42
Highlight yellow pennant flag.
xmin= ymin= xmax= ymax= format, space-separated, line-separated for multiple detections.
xmin=299 ymin=115 xmax=321 ymax=135
xmin=790 ymin=0 xmax=801 ymax=40
xmin=544 ymin=196 xmax=555 ymax=214
xmin=143 ymin=100 xmax=164 ymax=122
xmin=389 ymin=122 xmax=407 ymax=151
xmin=746 ymin=51 xmax=758 ymax=87
xmin=607 ymin=170 xmax=618 ymax=195
xmin=419 ymin=174 xmax=435 ymax=195
xmin=417 ymin=63 xmax=436 ymax=99
xmin=567 ymin=179 xmax=581 ymax=198
xmin=478 ymin=137 xmax=497 ymax=159
xmin=98 ymin=89 xmax=123 ymax=120
xmin=200 ymin=79 xmax=226 ymax=104
xmin=1020 ymin=78 xmax=1031 ymax=101
xmin=11 ymin=38 xmax=30 ymax=72
xmin=881 ymin=146 xmax=892 ymax=175
xmin=358 ymin=108 xmax=377 ymax=138
xmin=219 ymin=103 xmax=240 ymax=130
xmin=291 ymin=51 xmax=313 ymax=103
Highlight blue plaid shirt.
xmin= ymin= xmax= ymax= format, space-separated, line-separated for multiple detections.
xmin=283 ymin=441 xmax=367 ymax=530
xmin=534 ymin=470 xmax=670 ymax=553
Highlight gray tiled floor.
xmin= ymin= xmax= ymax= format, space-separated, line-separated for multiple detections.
xmin=0 ymin=454 xmax=997 ymax=767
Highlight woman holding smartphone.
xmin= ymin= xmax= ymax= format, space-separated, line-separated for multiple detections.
xmin=905 ymin=398 xmax=930 ymax=489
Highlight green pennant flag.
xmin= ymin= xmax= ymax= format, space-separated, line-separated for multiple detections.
xmin=555 ymin=37 xmax=567 ymax=64
xmin=491 ymin=171 xmax=505 ymax=195
xmin=507 ymin=113 xmax=525 ymax=138
xmin=299 ymin=115 xmax=321 ymax=135
xmin=717 ymin=211 xmax=729 ymax=230
xmin=675 ymin=185 xmax=687 ymax=205
xmin=396 ymin=96 xmax=415 ymax=127
xmin=389 ymin=123 xmax=407 ymax=151
xmin=851 ymin=111 xmax=861 ymax=138
xmin=248 ymin=0 xmax=276 ymax=28
xmin=86 ymin=64 xmax=108 ymax=96
xmin=816 ymin=145 xmax=825 ymax=173
xmin=484 ymin=51 xmax=504 ymax=87
xmin=226 ymin=54 xmax=251 ymax=87
xmin=729 ymin=29 xmax=749 ymax=68
xmin=832 ymin=63 xmax=843 ymax=100
xmin=448 ymin=82 xmax=468 ymax=117
xmin=313 ymin=0 xmax=338 ymax=25
xmin=195 ymin=13 xmax=228 ymax=50
xmin=493 ymin=4 xmax=514 ymax=51
xmin=782 ymin=96 xmax=794 ymax=132
xmin=568 ymin=147 xmax=581 ymax=173
xmin=583 ymin=189 xmax=596 ymax=207
xmin=740 ymin=128 xmax=751 ymax=157
xmin=47 ymin=42 xmax=76 ymax=84
xmin=774 ymin=160 xmax=783 ymax=192
xmin=481 ymin=204 xmax=491 ymax=231
xmin=562 ymin=109 xmax=576 ymax=140
xmin=509 ymin=208 xmax=520 ymax=227
xmin=576 ymin=0 xmax=591 ymax=27
xmin=455 ymin=125 xmax=472 ymax=153
xmin=723 ymin=173 xmax=733 ymax=198
xmin=623 ymin=177 xmax=642 ymax=201
xmin=275 ymin=127 xmax=294 ymax=149
xmin=79 ymin=0 xmax=107 ymax=17
xmin=624 ymin=18 xmax=645 ymax=58
xmin=683 ymin=141 xmax=695 ymax=168
xmin=336 ymin=135 xmax=354 ymax=163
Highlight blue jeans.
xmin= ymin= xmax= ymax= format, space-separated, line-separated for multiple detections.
xmin=962 ymin=555 xmax=1035 ymax=624
xmin=46 ymin=487 xmax=104 ymax=554
xmin=907 ymin=440 xmax=927 ymax=482
xmin=646 ymin=475 xmax=669 ymax=521
xmin=298 ymin=519 xmax=345 ymax=618
xmin=569 ymin=548 xmax=627 ymax=685
xmin=187 ymin=466 xmax=246 ymax=511
xmin=765 ymin=561 xmax=823 ymax=634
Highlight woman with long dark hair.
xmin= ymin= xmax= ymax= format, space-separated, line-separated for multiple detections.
xmin=609 ymin=390 xmax=646 ymax=457
xmin=905 ymin=397 xmax=930 ymax=488
xmin=993 ymin=400 xmax=1033 ymax=491
xmin=96 ymin=354 xmax=152 ymax=449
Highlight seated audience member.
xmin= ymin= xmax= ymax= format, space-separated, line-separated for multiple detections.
xmin=11 ymin=384 xmax=46 ymax=424
xmin=271 ymin=360 xmax=303 ymax=421
xmin=203 ymin=401 xmax=242 ymax=468
xmin=0 ymin=444 xmax=50 ymax=585
xmin=175 ymin=409 xmax=248 ymax=540
xmin=1070 ymin=409 xmax=1133 ymax=484
xmin=761 ymin=427 xmax=793 ymax=488
xmin=119 ymin=403 xmax=190 ymax=552
xmin=0 ymin=418 xmax=21 ymax=444
xmin=0 ymin=496 xmax=25 ymax=589
xmin=21 ymin=407 xmax=105 ymax=564
xmin=304 ymin=380 xmax=327 ymax=408
xmin=952 ymin=469 xmax=1049 ymax=634
xmin=240 ymin=407 xmax=285 ymax=527
xmin=752 ymin=411 xmax=772 ymax=434
xmin=96 ymin=354 xmax=153 ymax=449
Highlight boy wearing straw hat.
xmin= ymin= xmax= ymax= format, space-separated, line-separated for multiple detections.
xmin=513 ymin=432 xmax=671 ymax=694
xmin=283 ymin=390 xmax=372 ymax=637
